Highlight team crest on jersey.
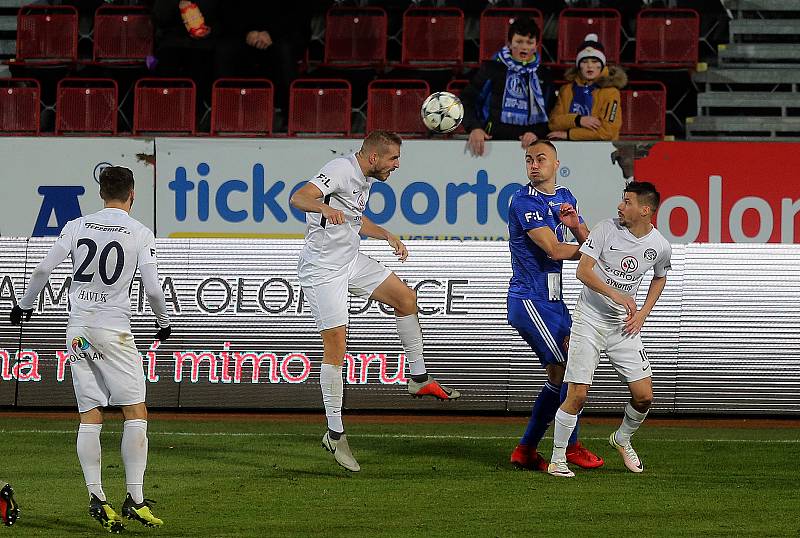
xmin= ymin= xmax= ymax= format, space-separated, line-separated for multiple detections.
xmin=620 ymin=256 xmax=639 ymax=273
xmin=644 ymin=248 xmax=657 ymax=261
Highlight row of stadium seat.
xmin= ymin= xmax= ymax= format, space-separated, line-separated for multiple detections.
xmin=0 ymin=77 xmax=667 ymax=139
xmin=7 ymin=5 xmax=700 ymax=70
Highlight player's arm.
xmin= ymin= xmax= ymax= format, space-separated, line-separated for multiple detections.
xmin=624 ymin=275 xmax=666 ymax=336
xmin=289 ymin=182 xmax=345 ymax=225
xmin=527 ymin=227 xmax=580 ymax=261
xmin=138 ymin=232 xmax=171 ymax=341
xmin=360 ymin=216 xmax=408 ymax=261
xmin=575 ymin=253 xmax=637 ymax=319
xmin=10 ymin=230 xmax=72 ymax=324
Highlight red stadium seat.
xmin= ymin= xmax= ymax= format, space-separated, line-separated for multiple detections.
xmin=557 ymin=8 xmax=621 ymax=67
xmin=56 ymin=78 xmax=118 ymax=135
xmin=479 ymin=7 xmax=544 ymax=62
xmin=323 ymin=6 xmax=387 ymax=68
xmin=12 ymin=5 xmax=78 ymax=65
xmin=401 ymin=7 xmax=464 ymax=67
xmin=367 ymin=79 xmax=430 ymax=137
xmin=288 ymin=79 xmax=351 ymax=137
xmin=0 ymin=79 xmax=40 ymax=135
xmin=634 ymin=8 xmax=700 ymax=68
xmin=133 ymin=78 xmax=196 ymax=135
xmin=619 ymin=81 xmax=667 ymax=140
xmin=211 ymin=78 xmax=273 ymax=137
xmin=92 ymin=5 xmax=153 ymax=64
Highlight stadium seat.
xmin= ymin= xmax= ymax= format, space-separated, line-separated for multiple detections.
xmin=288 ymin=78 xmax=351 ymax=137
xmin=556 ymin=8 xmax=621 ymax=67
xmin=0 ymin=78 xmax=40 ymax=135
xmin=401 ymin=7 xmax=464 ymax=67
xmin=11 ymin=4 xmax=78 ymax=65
xmin=92 ymin=5 xmax=153 ymax=65
xmin=323 ymin=6 xmax=387 ymax=68
xmin=479 ymin=7 xmax=544 ymax=62
xmin=619 ymin=81 xmax=667 ymax=140
xmin=211 ymin=78 xmax=273 ymax=137
xmin=133 ymin=78 xmax=196 ymax=135
xmin=633 ymin=8 xmax=700 ymax=68
xmin=367 ymin=79 xmax=430 ymax=137
xmin=56 ymin=78 xmax=118 ymax=135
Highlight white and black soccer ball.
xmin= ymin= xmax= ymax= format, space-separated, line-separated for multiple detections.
xmin=420 ymin=91 xmax=464 ymax=134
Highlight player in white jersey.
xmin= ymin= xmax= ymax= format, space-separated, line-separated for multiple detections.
xmin=290 ymin=130 xmax=462 ymax=472
xmin=9 ymin=167 xmax=169 ymax=531
xmin=547 ymin=181 xmax=672 ymax=478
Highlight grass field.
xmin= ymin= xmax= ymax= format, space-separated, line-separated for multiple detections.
xmin=2 ymin=412 xmax=799 ymax=537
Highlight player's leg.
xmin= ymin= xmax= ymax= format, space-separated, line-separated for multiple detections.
xmin=507 ymin=298 xmax=574 ymax=471
xmin=548 ymin=314 xmax=605 ymax=477
xmin=607 ymin=335 xmax=653 ymax=473
xmin=0 ymin=481 xmax=19 ymax=526
xmin=68 ymin=328 xmax=124 ymax=533
xmin=118 ymin=402 xmax=163 ymax=527
xmin=298 ymin=258 xmax=360 ymax=471
xmin=360 ymin=255 xmax=460 ymax=400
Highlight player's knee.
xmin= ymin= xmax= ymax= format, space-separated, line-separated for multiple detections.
xmin=396 ymin=288 xmax=418 ymax=317
xmin=632 ymin=393 xmax=653 ymax=412
xmin=567 ymin=384 xmax=588 ymax=410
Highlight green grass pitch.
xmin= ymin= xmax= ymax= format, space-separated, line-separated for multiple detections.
xmin=2 ymin=413 xmax=799 ymax=537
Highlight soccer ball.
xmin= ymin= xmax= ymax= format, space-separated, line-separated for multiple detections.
xmin=421 ymin=91 xmax=464 ymax=134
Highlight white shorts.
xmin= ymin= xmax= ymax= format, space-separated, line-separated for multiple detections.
xmin=564 ymin=309 xmax=652 ymax=386
xmin=298 ymin=253 xmax=392 ymax=331
xmin=66 ymin=326 xmax=146 ymax=413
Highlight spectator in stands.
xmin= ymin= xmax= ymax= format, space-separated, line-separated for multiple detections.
xmin=460 ymin=16 xmax=554 ymax=157
xmin=547 ymin=33 xmax=626 ymax=141
xmin=150 ymin=0 xmax=237 ymax=98
xmin=227 ymin=2 xmax=311 ymax=121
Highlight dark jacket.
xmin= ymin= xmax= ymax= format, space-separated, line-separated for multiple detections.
xmin=461 ymin=56 xmax=555 ymax=140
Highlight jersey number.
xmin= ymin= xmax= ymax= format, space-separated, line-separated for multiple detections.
xmin=74 ymin=238 xmax=124 ymax=285
xmin=525 ymin=211 xmax=543 ymax=222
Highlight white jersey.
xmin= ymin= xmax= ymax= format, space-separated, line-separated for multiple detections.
xmin=29 ymin=208 xmax=161 ymax=330
xmin=576 ymin=218 xmax=672 ymax=322
xmin=299 ymin=153 xmax=374 ymax=269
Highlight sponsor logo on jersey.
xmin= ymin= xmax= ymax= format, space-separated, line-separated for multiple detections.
xmin=69 ymin=336 xmax=105 ymax=362
xmin=620 ymin=256 xmax=638 ymax=273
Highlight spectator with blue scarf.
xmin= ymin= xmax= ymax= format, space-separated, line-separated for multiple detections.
xmin=548 ymin=33 xmax=627 ymax=141
xmin=461 ymin=17 xmax=553 ymax=157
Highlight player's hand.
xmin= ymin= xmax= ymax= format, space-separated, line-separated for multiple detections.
xmin=580 ymin=116 xmax=602 ymax=130
xmin=321 ymin=205 xmax=345 ymax=225
xmin=612 ymin=292 xmax=637 ymax=321
xmin=623 ymin=309 xmax=648 ymax=336
xmin=558 ymin=203 xmax=581 ymax=229
xmin=467 ymin=129 xmax=491 ymax=157
xmin=518 ymin=131 xmax=538 ymax=148
xmin=154 ymin=324 xmax=171 ymax=342
xmin=387 ymin=234 xmax=408 ymax=262
xmin=10 ymin=305 xmax=33 ymax=325
xmin=547 ymin=130 xmax=568 ymax=140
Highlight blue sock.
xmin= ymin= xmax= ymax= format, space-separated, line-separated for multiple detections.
xmin=560 ymin=383 xmax=580 ymax=446
xmin=520 ymin=381 xmax=561 ymax=447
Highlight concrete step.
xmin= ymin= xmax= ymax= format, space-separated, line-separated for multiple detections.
xmin=730 ymin=19 xmax=800 ymax=41
xmin=722 ymin=0 xmax=800 ymax=11
xmin=694 ymin=68 xmax=800 ymax=85
xmin=719 ymin=43 xmax=800 ymax=64
xmin=697 ymin=91 xmax=800 ymax=109
xmin=686 ymin=115 xmax=800 ymax=138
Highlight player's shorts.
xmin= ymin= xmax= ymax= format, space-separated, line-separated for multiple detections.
xmin=66 ymin=326 xmax=145 ymax=413
xmin=507 ymin=296 xmax=571 ymax=366
xmin=298 ymin=252 xmax=392 ymax=331
xmin=564 ymin=308 xmax=652 ymax=386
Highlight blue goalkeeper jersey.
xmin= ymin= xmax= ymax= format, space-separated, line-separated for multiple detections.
xmin=507 ymin=183 xmax=582 ymax=301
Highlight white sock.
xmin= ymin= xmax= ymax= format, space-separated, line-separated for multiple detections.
xmin=320 ymin=363 xmax=344 ymax=433
xmin=615 ymin=403 xmax=648 ymax=445
xmin=121 ymin=419 xmax=148 ymax=504
xmin=77 ymin=423 xmax=105 ymax=501
xmin=551 ymin=408 xmax=578 ymax=463
xmin=396 ymin=314 xmax=426 ymax=376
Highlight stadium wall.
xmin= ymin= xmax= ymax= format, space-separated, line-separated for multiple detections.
xmin=0 ymin=238 xmax=798 ymax=415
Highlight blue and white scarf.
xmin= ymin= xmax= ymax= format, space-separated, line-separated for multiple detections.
xmin=495 ymin=46 xmax=548 ymax=126
xmin=569 ymin=81 xmax=598 ymax=116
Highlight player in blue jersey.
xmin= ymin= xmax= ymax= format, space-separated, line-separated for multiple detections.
xmin=507 ymin=140 xmax=604 ymax=471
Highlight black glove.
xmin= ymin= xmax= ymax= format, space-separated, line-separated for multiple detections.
xmin=10 ymin=305 xmax=33 ymax=325
xmin=154 ymin=324 xmax=171 ymax=342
